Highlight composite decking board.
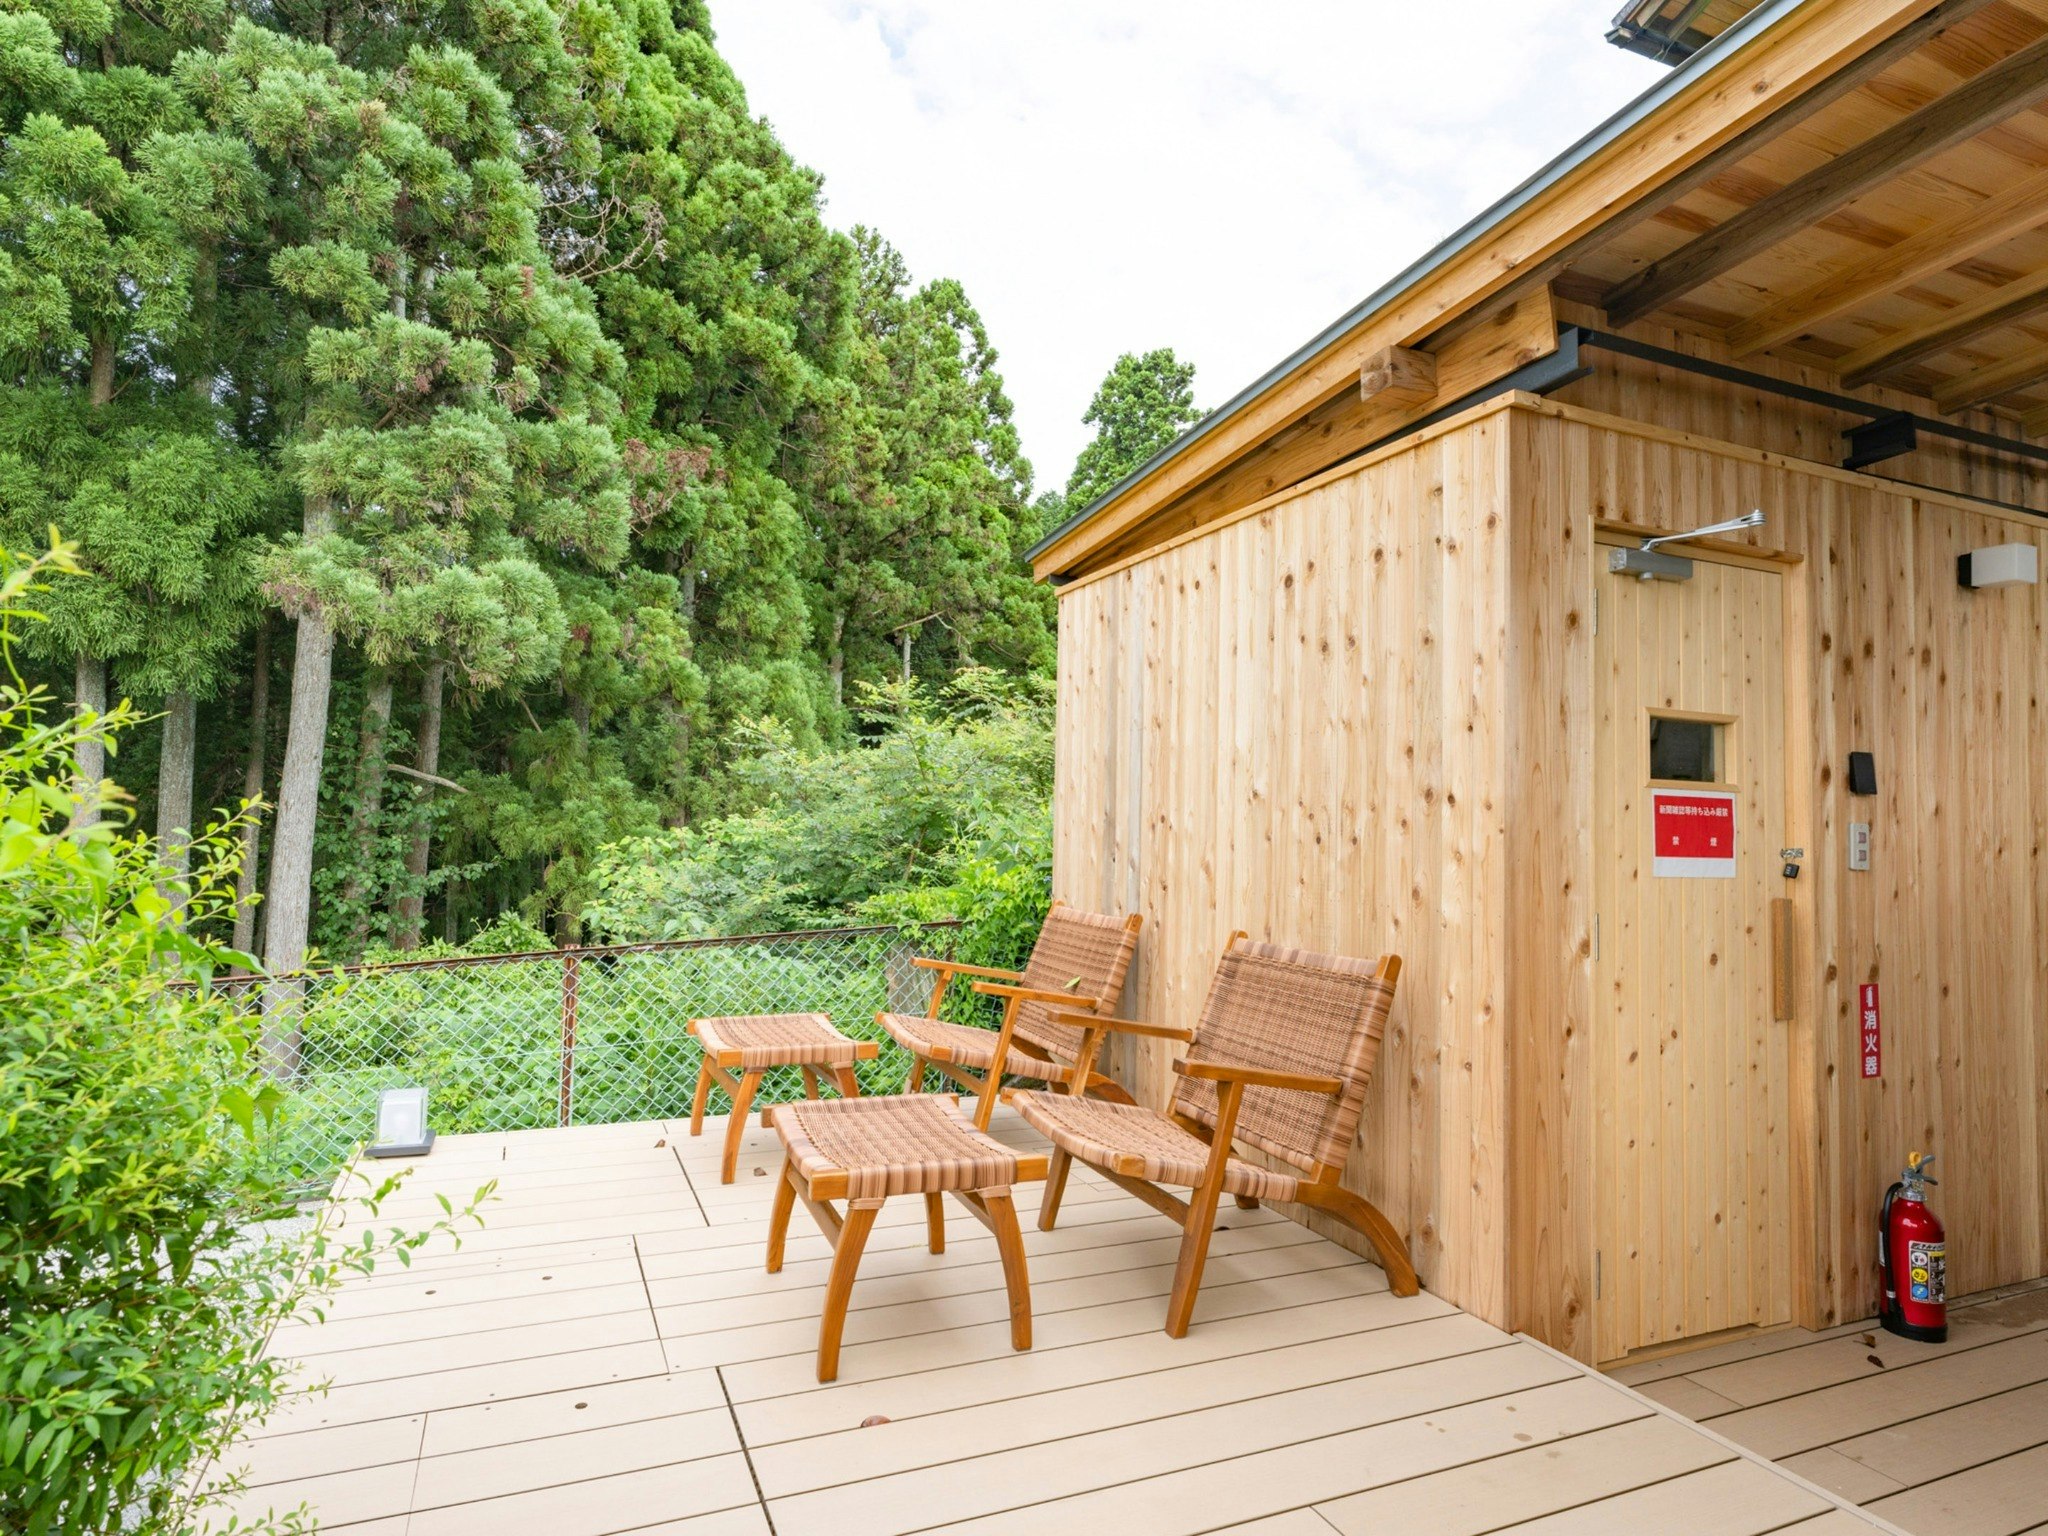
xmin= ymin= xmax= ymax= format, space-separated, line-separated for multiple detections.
xmin=1482 ymin=1458 xmax=1830 ymax=1534
xmin=1781 ymin=1447 xmax=1911 ymax=1506
xmin=652 ymin=1219 xmax=1325 ymax=1337
xmin=1310 ymin=1413 xmax=1735 ymax=1535
xmin=1827 ymin=1376 xmax=2048 ymax=1488
xmin=219 ymin=1116 xmax=1903 ymax=1535
xmin=1675 ymin=1290 xmax=2048 ymax=1412
xmin=659 ymin=1236 xmax=1372 ymax=1372
xmin=711 ymin=1260 xmax=1393 ymax=1402
xmin=269 ymin=1279 xmax=654 ymax=1357
xmin=1699 ymin=1327 xmax=2048 ymax=1459
xmin=748 ymin=1311 xmax=1513 ymax=1499
xmin=1865 ymin=1441 xmax=2048 ymax=1536
xmin=733 ymin=1289 xmax=1456 ymax=1447
xmin=763 ymin=1343 xmax=1580 ymax=1536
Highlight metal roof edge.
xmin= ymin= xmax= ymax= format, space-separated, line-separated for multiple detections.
xmin=1026 ymin=0 xmax=1815 ymax=567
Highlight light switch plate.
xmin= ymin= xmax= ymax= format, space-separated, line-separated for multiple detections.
xmin=1848 ymin=822 xmax=1871 ymax=872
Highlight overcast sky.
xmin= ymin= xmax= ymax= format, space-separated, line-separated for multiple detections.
xmin=712 ymin=2 xmax=1667 ymax=496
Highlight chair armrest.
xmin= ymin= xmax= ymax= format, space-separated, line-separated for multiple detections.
xmin=913 ymin=957 xmax=1024 ymax=982
xmin=1173 ymin=1059 xmax=1342 ymax=1095
xmin=972 ymin=981 xmax=1101 ymax=1008
xmin=1052 ymin=1011 xmax=1194 ymax=1042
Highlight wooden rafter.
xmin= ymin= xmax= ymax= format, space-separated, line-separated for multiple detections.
xmin=1933 ymin=340 xmax=2048 ymax=412
xmin=1836 ymin=265 xmax=2048 ymax=386
xmin=1726 ymin=164 xmax=2048 ymax=357
xmin=1605 ymin=31 xmax=2048 ymax=327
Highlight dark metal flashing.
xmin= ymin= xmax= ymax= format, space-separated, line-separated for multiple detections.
xmin=1026 ymin=0 xmax=1814 ymax=568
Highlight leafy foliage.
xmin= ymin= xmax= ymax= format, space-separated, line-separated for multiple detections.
xmin=0 ymin=540 xmax=484 ymax=1536
xmin=582 ymin=670 xmax=1053 ymax=950
xmin=1063 ymin=347 xmax=1202 ymax=511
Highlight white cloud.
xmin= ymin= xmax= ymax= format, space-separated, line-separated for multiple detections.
xmin=710 ymin=1 xmax=1664 ymax=493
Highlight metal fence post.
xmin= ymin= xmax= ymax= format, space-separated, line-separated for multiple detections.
xmin=559 ymin=949 xmax=580 ymax=1128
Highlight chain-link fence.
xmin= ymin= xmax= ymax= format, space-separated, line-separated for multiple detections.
xmin=219 ymin=923 xmax=963 ymax=1190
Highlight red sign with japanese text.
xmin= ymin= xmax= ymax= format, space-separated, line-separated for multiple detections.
xmin=1651 ymin=789 xmax=1736 ymax=878
xmin=1859 ymin=983 xmax=1882 ymax=1079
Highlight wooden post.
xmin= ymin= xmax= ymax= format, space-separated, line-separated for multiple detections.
xmin=559 ymin=950 xmax=580 ymax=1128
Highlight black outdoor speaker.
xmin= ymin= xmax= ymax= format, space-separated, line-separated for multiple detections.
xmin=1848 ymin=752 xmax=1877 ymax=797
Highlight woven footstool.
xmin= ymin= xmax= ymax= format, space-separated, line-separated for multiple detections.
xmin=766 ymin=1094 xmax=1048 ymax=1382
xmin=687 ymin=1014 xmax=880 ymax=1184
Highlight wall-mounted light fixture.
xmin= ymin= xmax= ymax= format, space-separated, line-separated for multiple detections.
xmin=1957 ymin=544 xmax=2039 ymax=590
xmin=367 ymin=1086 xmax=435 ymax=1158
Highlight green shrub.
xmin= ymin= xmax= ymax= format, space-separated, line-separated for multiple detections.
xmin=0 ymin=541 xmax=485 ymax=1535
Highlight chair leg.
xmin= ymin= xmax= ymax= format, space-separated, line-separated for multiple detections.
xmin=801 ymin=1066 xmax=821 ymax=1100
xmin=904 ymin=1055 xmax=927 ymax=1094
xmin=1308 ymin=1185 xmax=1420 ymax=1297
xmin=1165 ymin=1171 xmax=1230 ymax=1338
xmin=1038 ymin=1148 xmax=1073 ymax=1232
xmin=817 ymin=1201 xmax=880 ymax=1383
xmin=834 ymin=1066 xmax=862 ymax=1098
xmin=766 ymin=1156 xmax=798 ymax=1274
xmin=689 ymin=1060 xmax=713 ymax=1137
xmin=984 ymin=1191 xmax=1032 ymax=1353
xmin=1233 ymin=1195 xmax=1261 ymax=1210
xmin=924 ymin=1192 xmax=945 ymax=1254
xmin=721 ymin=1070 xmax=760 ymax=1185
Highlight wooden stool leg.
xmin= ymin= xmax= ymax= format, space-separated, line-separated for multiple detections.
xmin=801 ymin=1067 xmax=821 ymax=1100
xmin=924 ymin=1192 xmax=945 ymax=1254
xmin=984 ymin=1191 xmax=1032 ymax=1352
xmin=1038 ymin=1148 xmax=1073 ymax=1232
xmin=817 ymin=1201 xmax=880 ymax=1383
xmin=766 ymin=1156 xmax=798 ymax=1274
xmin=904 ymin=1055 xmax=927 ymax=1094
xmin=721 ymin=1070 xmax=760 ymax=1185
xmin=689 ymin=1060 xmax=713 ymax=1137
xmin=834 ymin=1066 xmax=862 ymax=1098
xmin=1233 ymin=1194 xmax=1261 ymax=1210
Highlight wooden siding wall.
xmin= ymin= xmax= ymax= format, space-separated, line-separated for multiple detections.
xmin=1554 ymin=298 xmax=2048 ymax=516
xmin=1514 ymin=398 xmax=2048 ymax=1354
xmin=1054 ymin=389 xmax=2048 ymax=1361
xmin=1052 ymin=414 xmax=1519 ymax=1325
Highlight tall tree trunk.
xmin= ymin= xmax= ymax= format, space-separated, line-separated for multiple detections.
xmin=389 ymin=659 xmax=445 ymax=951
xmin=339 ymin=667 xmax=393 ymax=953
xmin=72 ymin=653 xmax=107 ymax=833
xmin=232 ymin=620 xmax=271 ymax=963
xmin=89 ymin=333 xmax=114 ymax=409
xmin=828 ymin=613 xmax=846 ymax=710
xmin=261 ymin=495 xmax=338 ymax=1074
xmin=157 ymin=690 xmax=197 ymax=910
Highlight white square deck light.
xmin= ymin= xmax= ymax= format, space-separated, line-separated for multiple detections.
xmin=367 ymin=1086 xmax=435 ymax=1158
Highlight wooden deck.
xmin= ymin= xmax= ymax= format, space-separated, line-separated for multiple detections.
xmin=1614 ymin=1280 xmax=2048 ymax=1536
xmin=205 ymin=1113 xmax=1902 ymax=1536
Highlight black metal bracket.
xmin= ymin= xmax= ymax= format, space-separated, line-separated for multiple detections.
xmin=1844 ymin=412 xmax=1919 ymax=471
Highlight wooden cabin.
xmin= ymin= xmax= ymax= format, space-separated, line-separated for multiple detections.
xmin=1031 ymin=0 xmax=2048 ymax=1367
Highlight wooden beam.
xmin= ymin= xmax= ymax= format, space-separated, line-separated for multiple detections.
xmin=1077 ymin=289 xmax=1557 ymax=573
xmin=1933 ymin=340 xmax=2048 ymax=412
xmin=2019 ymin=400 xmax=2048 ymax=435
xmin=1029 ymin=0 xmax=1948 ymax=578
xmin=1360 ymin=345 xmax=1437 ymax=404
xmin=1727 ymin=164 xmax=2048 ymax=358
xmin=1605 ymin=30 xmax=2048 ymax=327
xmin=1837 ymin=265 xmax=2048 ymax=386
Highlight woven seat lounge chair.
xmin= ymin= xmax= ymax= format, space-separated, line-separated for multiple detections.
xmin=1011 ymin=935 xmax=1418 ymax=1337
xmin=879 ymin=900 xmax=1142 ymax=1131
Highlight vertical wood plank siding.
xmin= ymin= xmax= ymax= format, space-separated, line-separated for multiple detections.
xmin=1053 ymin=391 xmax=2048 ymax=1362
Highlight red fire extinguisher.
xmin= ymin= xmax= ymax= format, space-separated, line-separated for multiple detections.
xmin=1878 ymin=1152 xmax=1947 ymax=1343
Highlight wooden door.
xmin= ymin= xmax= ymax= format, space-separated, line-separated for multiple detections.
xmin=1594 ymin=544 xmax=1793 ymax=1363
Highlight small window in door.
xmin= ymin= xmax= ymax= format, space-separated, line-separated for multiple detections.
xmin=1649 ymin=715 xmax=1722 ymax=783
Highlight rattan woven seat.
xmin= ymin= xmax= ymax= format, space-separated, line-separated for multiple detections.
xmin=1009 ymin=1094 xmax=1302 ymax=1202
xmin=879 ymin=900 xmax=1142 ymax=1128
xmin=1011 ymin=935 xmax=1418 ymax=1337
xmin=765 ymin=1094 xmax=1048 ymax=1382
xmin=686 ymin=1013 xmax=878 ymax=1184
